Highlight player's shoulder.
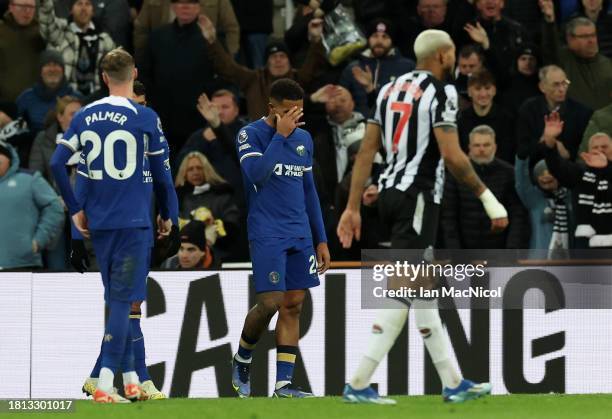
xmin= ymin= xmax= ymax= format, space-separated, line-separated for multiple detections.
xmin=294 ymin=127 xmax=313 ymax=143
xmin=237 ymin=119 xmax=268 ymax=143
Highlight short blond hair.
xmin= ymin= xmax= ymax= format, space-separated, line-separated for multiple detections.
xmin=100 ymin=48 xmax=135 ymax=83
xmin=414 ymin=29 xmax=454 ymax=62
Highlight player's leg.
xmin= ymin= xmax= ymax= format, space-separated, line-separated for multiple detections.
xmin=129 ymin=300 xmax=166 ymax=400
xmin=94 ymin=229 xmax=149 ymax=403
xmin=232 ymin=239 xmax=288 ymax=397
xmin=271 ymin=238 xmax=320 ymax=398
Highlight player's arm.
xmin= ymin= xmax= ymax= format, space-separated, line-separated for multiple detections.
xmin=148 ymin=145 xmax=179 ymax=226
xmin=49 ymin=127 xmax=82 ymax=216
xmin=336 ymin=122 xmax=381 ymax=248
xmin=303 ymin=161 xmax=330 ymax=273
xmin=434 ymin=125 xmax=508 ymax=232
xmin=239 ymin=133 xmax=285 ymax=186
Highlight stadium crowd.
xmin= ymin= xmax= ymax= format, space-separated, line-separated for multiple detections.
xmin=1 ymin=0 xmax=612 ymax=270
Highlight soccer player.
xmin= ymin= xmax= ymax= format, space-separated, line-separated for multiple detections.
xmin=50 ymin=48 xmax=179 ymax=403
xmin=337 ymin=30 xmax=508 ymax=404
xmin=231 ymin=78 xmax=331 ymax=398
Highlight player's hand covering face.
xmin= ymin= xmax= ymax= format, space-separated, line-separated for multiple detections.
xmin=272 ymin=101 xmax=305 ymax=137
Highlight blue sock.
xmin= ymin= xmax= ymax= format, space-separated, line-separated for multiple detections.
xmin=120 ymin=324 xmax=134 ymax=373
xmin=276 ymin=345 xmax=297 ymax=386
xmin=101 ymin=300 xmax=131 ymax=374
xmin=237 ymin=333 xmax=257 ymax=361
xmin=130 ymin=311 xmax=151 ymax=381
xmin=90 ymin=342 xmax=103 ymax=378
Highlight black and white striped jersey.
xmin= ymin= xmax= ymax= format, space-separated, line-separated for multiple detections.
xmin=369 ymin=70 xmax=458 ymax=203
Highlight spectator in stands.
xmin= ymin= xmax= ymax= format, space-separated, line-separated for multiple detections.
xmin=198 ymin=14 xmax=325 ymax=121
xmin=0 ymin=0 xmax=45 ymax=102
xmin=52 ymin=0 xmax=133 ymax=49
xmin=461 ymin=0 xmax=530 ymax=85
xmin=458 ymin=70 xmax=516 ymax=163
xmin=309 ymin=85 xmax=366 ymax=202
xmin=175 ymin=151 xmax=241 ymax=262
xmin=339 ymin=18 xmax=415 ymax=116
xmin=515 ymin=156 xmax=573 ymax=250
xmin=542 ymin=116 xmax=612 ymax=248
xmin=568 ymin=0 xmax=612 ymax=58
xmin=161 ymin=220 xmax=218 ymax=269
xmin=442 ymin=125 xmax=528 ymax=249
xmin=16 ymin=51 xmax=81 ymax=135
xmin=0 ymin=140 xmax=64 ymax=270
xmin=396 ymin=0 xmax=451 ymax=60
xmin=232 ymin=0 xmax=273 ymax=69
xmin=38 ymin=0 xmax=115 ymax=96
xmin=540 ymin=0 xmax=612 ymax=110
xmin=499 ymin=44 xmax=541 ymax=116
xmin=134 ymin=0 xmax=240 ymax=64
xmin=0 ymin=100 xmax=31 ymax=167
xmin=579 ymin=94 xmax=612 ymax=153
xmin=177 ymin=89 xmax=247 ymax=197
xmin=516 ymin=65 xmax=592 ymax=167
xmin=140 ymin=0 xmax=217 ymax=151
xmin=454 ymin=44 xmax=484 ymax=107
xmin=29 ymin=95 xmax=82 ymax=190
xmin=503 ymin=0 xmax=545 ymax=43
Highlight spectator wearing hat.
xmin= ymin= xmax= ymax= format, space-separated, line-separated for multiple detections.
xmin=134 ymin=0 xmax=240 ymax=65
xmin=0 ymin=0 xmax=45 ymax=102
xmin=442 ymin=124 xmax=529 ymax=249
xmin=458 ymin=70 xmax=516 ymax=164
xmin=499 ymin=44 xmax=541 ymax=116
xmin=338 ymin=18 xmax=415 ymax=117
xmin=198 ymin=13 xmax=326 ymax=121
xmin=16 ymin=51 xmax=81 ymax=136
xmin=0 ymin=140 xmax=64 ymax=270
xmin=161 ymin=220 xmax=218 ymax=269
xmin=540 ymin=0 xmax=612 ymax=110
xmin=516 ymin=65 xmax=592 ymax=168
xmin=140 ymin=0 xmax=217 ymax=151
xmin=38 ymin=0 xmax=115 ymax=96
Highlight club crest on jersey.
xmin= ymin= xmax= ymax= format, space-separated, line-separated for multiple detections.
xmin=269 ymin=271 xmax=280 ymax=284
xmin=238 ymin=130 xmax=248 ymax=144
xmin=296 ymin=145 xmax=305 ymax=156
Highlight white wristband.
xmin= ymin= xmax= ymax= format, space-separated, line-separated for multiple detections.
xmin=479 ymin=189 xmax=508 ymax=220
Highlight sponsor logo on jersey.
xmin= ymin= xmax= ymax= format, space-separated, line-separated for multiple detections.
xmin=273 ymin=163 xmax=306 ymax=177
xmin=296 ymin=145 xmax=305 ymax=156
xmin=238 ymin=130 xmax=248 ymax=144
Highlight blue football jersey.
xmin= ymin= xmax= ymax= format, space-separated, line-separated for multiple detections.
xmin=58 ymin=96 xmax=170 ymax=230
xmin=237 ymin=118 xmax=317 ymax=241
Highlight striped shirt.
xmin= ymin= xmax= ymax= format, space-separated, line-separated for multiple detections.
xmin=369 ymin=70 xmax=458 ymax=203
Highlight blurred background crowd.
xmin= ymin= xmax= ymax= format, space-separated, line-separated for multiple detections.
xmin=1 ymin=0 xmax=612 ymax=271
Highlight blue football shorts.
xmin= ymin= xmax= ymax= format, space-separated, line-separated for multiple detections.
xmin=90 ymin=227 xmax=153 ymax=303
xmin=249 ymin=237 xmax=320 ymax=293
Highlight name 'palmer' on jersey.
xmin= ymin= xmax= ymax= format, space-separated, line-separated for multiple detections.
xmin=370 ymin=70 xmax=459 ymax=203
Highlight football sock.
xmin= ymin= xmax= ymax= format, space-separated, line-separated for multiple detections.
xmin=413 ymin=298 xmax=462 ymax=389
xmin=120 ymin=323 xmax=135 ymax=378
xmin=99 ymin=300 xmax=131 ymax=392
xmin=236 ymin=332 xmax=257 ymax=363
xmin=350 ymin=308 xmax=408 ymax=390
xmin=130 ymin=311 xmax=151 ymax=382
xmin=275 ymin=345 xmax=297 ymax=390
xmin=89 ymin=344 xmax=102 ymax=378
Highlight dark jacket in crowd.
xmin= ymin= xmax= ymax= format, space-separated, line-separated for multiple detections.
xmin=339 ymin=48 xmax=415 ymax=117
xmin=28 ymin=122 xmax=62 ymax=190
xmin=16 ymin=81 xmax=79 ymax=134
xmin=516 ymin=95 xmax=592 ymax=166
xmin=0 ymin=12 xmax=45 ymax=102
xmin=441 ymin=158 xmax=529 ymax=249
xmin=177 ymin=117 xmax=247 ymax=205
xmin=499 ymin=73 xmax=541 ymax=117
xmin=458 ymin=103 xmax=517 ymax=164
xmin=542 ymin=21 xmax=612 ymax=110
xmin=141 ymin=19 xmax=217 ymax=150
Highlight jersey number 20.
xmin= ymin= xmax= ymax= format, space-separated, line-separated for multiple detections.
xmin=81 ymin=130 xmax=137 ymax=180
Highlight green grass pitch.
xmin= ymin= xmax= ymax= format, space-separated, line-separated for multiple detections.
xmin=14 ymin=394 xmax=612 ymax=419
